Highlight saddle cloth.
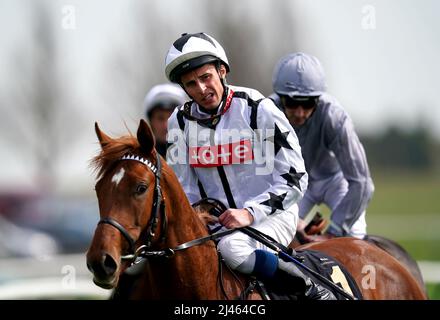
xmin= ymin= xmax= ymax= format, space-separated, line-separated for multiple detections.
xmin=192 ymin=198 xmax=362 ymax=300
xmin=260 ymin=249 xmax=363 ymax=300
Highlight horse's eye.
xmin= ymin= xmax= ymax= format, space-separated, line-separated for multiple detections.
xmin=135 ymin=184 xmax=148 ymax=195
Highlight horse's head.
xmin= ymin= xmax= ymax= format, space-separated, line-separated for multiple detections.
xmin=86 ymin=119 xmax=164 ymax=289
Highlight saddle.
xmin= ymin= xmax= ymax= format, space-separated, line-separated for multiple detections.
xmin=193 ymin=198 xmax=363 ymax=300
xmin=264 ymin=249 xmax=363 ymax=300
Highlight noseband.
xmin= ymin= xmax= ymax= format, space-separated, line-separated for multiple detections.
xmin=97 ymin=152 xmax=167 ymax=261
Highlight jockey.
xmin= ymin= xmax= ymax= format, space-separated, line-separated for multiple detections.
xmin=165 ymin=33 xmax=335 ymax=299
xmin=143 ymin=83 xmax=188 ymax=157
xmin=270 ymin=52 xmax=375 ymax=241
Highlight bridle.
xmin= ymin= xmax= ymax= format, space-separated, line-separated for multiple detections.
xmin=97 ymin=152 xmax=167 ymax=262
xmin=95 ymin=152 xmax=234 ymax=265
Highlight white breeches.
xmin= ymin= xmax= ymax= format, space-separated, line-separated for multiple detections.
xmin=217 ymin=204 xmax=298 ymax=269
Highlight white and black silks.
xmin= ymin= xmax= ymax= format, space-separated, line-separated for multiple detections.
xmin=166 ymin=85 xmax=308 ymax=226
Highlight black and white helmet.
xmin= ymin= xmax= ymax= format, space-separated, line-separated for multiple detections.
xmin=272 ymin=52 xmax=326 ymax=97
xmin=165 ymin=32 xmax=230 ymax=83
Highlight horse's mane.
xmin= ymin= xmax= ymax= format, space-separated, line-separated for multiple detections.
xmin=91 ymin=134 xmax=142 ymax=180
xmin=91 ymin=131 xmax=217 ymax=228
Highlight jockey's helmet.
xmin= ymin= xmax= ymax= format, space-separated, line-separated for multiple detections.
xmin=143 ymin=83 xmax=188 ymax=119
xmin=165 ymin=32 xmax=230 ymax=83
xmin=272 ymin=53 xmax=326 ymax=98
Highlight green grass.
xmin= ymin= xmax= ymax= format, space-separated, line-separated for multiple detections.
xmin=367 ymin=169 xmax=440 ymax=216
xmin=396 ymin=240 xmax=440 ymax=261
xmin=427 ymin=283 xmax=440 ymax=300
xmin=368 ymin=170 xmax=440 ymax=261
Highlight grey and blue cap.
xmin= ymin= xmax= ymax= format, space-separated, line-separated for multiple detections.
xmin=272 ymin=52 xmax=326 ymax=98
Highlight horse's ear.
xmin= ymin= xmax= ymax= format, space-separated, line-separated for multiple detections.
xmin=137 ymin=119 xmax=155 ymax=155
xmin=95 ymin=122 xmax=112 ymax=149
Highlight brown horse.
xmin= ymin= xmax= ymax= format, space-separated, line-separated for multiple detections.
xmin=295 ymin=213 xmax=427 ymax=294
xmin=86 ymin=120 xmax=427 ymax=300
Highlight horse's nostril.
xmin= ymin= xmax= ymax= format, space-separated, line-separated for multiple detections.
xmin=102 ymin=253 xmax=117 ymax=276
xmin=88 ymin=253 xmax=118 ymax=279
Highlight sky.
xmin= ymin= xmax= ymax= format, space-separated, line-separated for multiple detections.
xmin=296 ymin=0 xmax=440 ymax=136
xmin=0 ymin=0 xmax=439 ymax=194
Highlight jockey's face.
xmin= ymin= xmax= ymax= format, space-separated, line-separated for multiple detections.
xmin=148 ymin=108 xmax=174 ymax=144
xmin=281 ymin=96 xmax=317 ymax=127
xmin=284 ymin=105 xmax=315 ymax=126
xmin=181 ymin=63 xmax=226 ymax=110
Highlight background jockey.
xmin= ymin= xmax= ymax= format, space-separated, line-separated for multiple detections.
xmin=165 ymin=33 xmax=335 ymax=299
xmin=143 ymin=83 xmax=188 ymax=157
xmin=270 ymin=52 xmax=375 ymax=242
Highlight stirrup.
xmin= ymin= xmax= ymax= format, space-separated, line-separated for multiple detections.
xmin=305 ymin=280 xmax=337 ymax=300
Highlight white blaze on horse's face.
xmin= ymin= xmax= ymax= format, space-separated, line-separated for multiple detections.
xmin=111 ymin=167 xmax=125 ymax=187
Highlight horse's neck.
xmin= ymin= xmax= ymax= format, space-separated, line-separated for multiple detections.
xmin=149 ymin=172 xmax=220 ymax=298
xmin=163 ymin=174 xmax=210 ymax=244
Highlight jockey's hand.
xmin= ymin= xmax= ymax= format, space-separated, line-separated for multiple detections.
xmin=219 ymin=208 xmax=254 ymax=229
xmin=295 ymin=229 xmax=315 ymax=244
xmin=305 ymin=215 xmax=327 ymax=235
xmin=295 ymin=218 xmax=314 ymax=244
xmin=295 ymin=217 xmax=336 ymax=243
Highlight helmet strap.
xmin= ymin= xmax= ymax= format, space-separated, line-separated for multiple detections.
xmin=178 ymin=82 xmax=190 ymax=97
xmin=216 ymin=62 xmax=229 ymax=110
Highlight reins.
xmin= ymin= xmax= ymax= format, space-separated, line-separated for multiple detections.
xmin=101 ymin=154 xmax=355 ymax=300
xmin=97 ymin=152 xmax=168 ymax=261
xmin=137 ymin=196 xmax=357 ymax=300
xmin=130 ymin=228 xmax=237 ymax=261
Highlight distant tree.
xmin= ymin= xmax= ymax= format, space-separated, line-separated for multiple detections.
xmin=103 ymin=0 xmax=301 ymax=123
xmin=103 ymin=1 xmax=176 ymax=120
xmin=203 ymin=1 xmax=300 ymax=95
xmin=361 ymin=125 xmax=435 ymax=171
xmin=0 ymin=2 xmax=67 ymax=192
